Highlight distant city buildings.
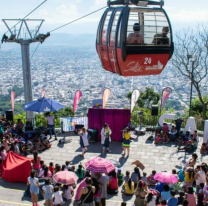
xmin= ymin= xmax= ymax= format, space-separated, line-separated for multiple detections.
xmin=0 ymin=44 xmax=198 ymax=115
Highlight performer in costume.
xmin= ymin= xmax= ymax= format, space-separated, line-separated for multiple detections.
xmin=122 ymin=127 xmax=131 ymax=157
xmin=101 ymin=123 xmax=112 ymax=153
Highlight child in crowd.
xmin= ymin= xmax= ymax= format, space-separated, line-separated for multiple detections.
xmin=141 ymin=172 xmax=147 ymax=183
xmin=65 ymin=161 xmax=71 ymax=170
xmin=167 ymin=190 xmax=178 ymax=206
xmin=162 ymin=123 xmax=169 ymax=133
xmin=201 ymin=143 xmax=207 ymax=154
xmin=122 ymin=177 xmax=134 ymax=195
xmin=75 ymin=164 xmax=85 ymax=180
xmin=70 ymin=166 xmax=75 ymax=172
xmin=131 ymin=167 xmax=141 ymax=186
xmin=53 ymin=186 xmax=65 ymax=205
xmin=177 ymin=191 xmax=184 ymax=205
xmin=182 ymin=200 xmax=188 ymax=206
xmin=184 ymin=131 xmax=190 ymax=143
xmin=193 ymin=130 xmax=197 ymax=141
xmin=117 ymin=168 xmax=124 ymax=186
xmin=155 ymin=134 xmax=161 ymax=144
xmin=197 ymin=183 xmax=204 ymax=206
xmin=42 ymin=137 xmax=52 ymax=149
xmin=185 ymin=186 xmax=196 ymax=206
xmin=175 ymin=135 xmax=184 ymax=146
xmin=121 ymin=202 xmax=126 ymax=206
xmin=49 ymin=162 xmax=54 ymax=175
xmin=63 ymin=185 xmax=74 ymax=201
xmin=147 ymin=170 xmax=157 ymax=185
xmin=124 ymin=171 xmax=130 ymax=183
xmin=61 ymin=165 xmax=66 ymax=171
xmin=163 ymin=132 xmax=170 ymax=144
xmin=42 ymin=179 xmax=54 ymax=206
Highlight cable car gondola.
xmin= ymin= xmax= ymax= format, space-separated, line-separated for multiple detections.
xmin=96 ymin=0 xmax=174 ymax=77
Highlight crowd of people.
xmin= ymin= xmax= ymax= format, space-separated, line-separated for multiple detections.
xmin=154 ymin=122 xmax=199 ymax=154
xmin=26 ymin=151 xmax=208 ymax=206
xmin=1 ymin=114 xmax=208 ymax=206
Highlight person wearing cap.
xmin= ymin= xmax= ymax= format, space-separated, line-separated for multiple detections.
xmin=152 ymin=26 xmax=170 ymax=45
xmin=122 ymin=127 xmax=131 ymax=157
xmin=127 ymin=23 xmax=144 ymax=45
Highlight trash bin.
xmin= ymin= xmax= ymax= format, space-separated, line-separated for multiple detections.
xmin=88 ymin=129 xmax=98 ymax=142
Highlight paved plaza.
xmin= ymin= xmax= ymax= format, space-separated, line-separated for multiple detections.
xmin=0 ymin=132 xmax=207 ymax=206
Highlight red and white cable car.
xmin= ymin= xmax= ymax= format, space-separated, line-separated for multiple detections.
xmin=96 ymin=0 xmax=174 ymax=77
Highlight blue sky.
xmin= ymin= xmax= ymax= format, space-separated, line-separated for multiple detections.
xmin=0 ymin=0 xmax=207 ymax=36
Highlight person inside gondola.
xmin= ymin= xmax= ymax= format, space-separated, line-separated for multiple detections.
xmin=127 ymin=23 xmax=144 ymax=45
xmin=152 ymin=26 xmax=169 ymax=45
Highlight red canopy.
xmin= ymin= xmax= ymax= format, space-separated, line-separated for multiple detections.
xmin=2 ymin=152 xmax=32 ymax=183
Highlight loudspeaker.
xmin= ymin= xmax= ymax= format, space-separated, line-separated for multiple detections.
xmin=6 ymin=110 xmax=13 ymax=121
xmin=151 ymin=105 xmax=158 ymax=116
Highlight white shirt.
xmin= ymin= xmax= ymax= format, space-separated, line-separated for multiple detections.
xmin=54 ymin=191 xmax=64 ymax=205
xmin=63 ymin=187 xmax=73 ymax=200
xmin=28 ymin=177 xmax=38 ymax=185
xmin=38 ymin=168 xmax=44 ymax=178
xmin=47 ymin=115 xmax=55 ymax=125
xmin=145 ymin=195 xmax=156 ymax=206
xmin=42 ymin=185 xmax=53 ymax=192
xmin=14 ymin=145 xmax=20 ymax=154
xmin=196 ymin=170 xmax=206 ymax=185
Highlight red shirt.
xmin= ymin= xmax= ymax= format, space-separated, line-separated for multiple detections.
xmin=109 ymin=177 xmax=118 ymax=190
xmin=49 ymin=166 xmax=54 ymax=174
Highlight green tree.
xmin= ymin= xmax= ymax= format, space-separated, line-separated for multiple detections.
xmin=126 ymin=87 xmax=160 ymax=109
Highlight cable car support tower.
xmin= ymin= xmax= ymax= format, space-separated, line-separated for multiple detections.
xmin=1 ymin=19 xmax=50 ymax=120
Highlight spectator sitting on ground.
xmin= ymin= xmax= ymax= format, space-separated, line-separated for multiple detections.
xmin=161 ymin=184 xmax=171 ymax=201
xmin=163 ymin=132 xmax=170 ymax=144
xmin=27 ymin=141 xmax=34 ymax=153
xmin=155 ymin=133 xmax=161 ymax=144
xmin=167 ymin=190 xmax=178 ymax=206
xmin=200 ymin=143 xmax=207 ymax=154
xmin=107 ymin=170 xmax=118 ymax=194
xmin=117 ymin=168 xmax=124 ymax=186
xmin=184 ymin=131 xmax=190 ymax=143
xmin=177 ymin=190 xmax=185 ymax=205
xmin=169 ymin=126 xmax=177 ymax=141
xmin=131 ymin=167 xmax=141 ymax=187
xmin=35 ymin=139 xmax=45 ymax=151
xmin=124 ymin=171 xmax=130 ymax=183
xmin=122 ymin=177 xmax=134 ymax=195
xmin=162 ymin=123 xmax=169 ymax=133
xmin=75 ymin=163 xmax=85 ymax=180
xmin=177 ymin=140 xmax=195 ymax=153
xmin=175 ymin=135 xmax=184 ymax=146
xmin=192 ymin=130 xmax=198 ymax=141
xmin=147 ymin=170 xmax=157 ymax=185
xmin=141 ymin=172 xmax=147 ymax=183
xmin=42 ymin=137 xmax=52 ymax=149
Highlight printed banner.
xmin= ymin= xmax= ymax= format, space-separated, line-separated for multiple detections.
xmin=60 ymin=117 xmax=88 ymax=132
xmin=161 ymin=87 xmax=172 ymax=111
xmin=103 ymin=88 xmax=111 ymax=108
xmin=73 ymin=90 xmax=82 ymax=113
xmin=42 ymin=88 xmax=45 ymax=97
xmin=131 ymin=89 xmax=140 ymax=113
xmin=92 ymin=99 xmax=103 ymax=108
xmin=11 ymin=91 xmax=15 ymax=112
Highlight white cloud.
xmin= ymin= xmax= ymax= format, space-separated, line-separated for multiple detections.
xmin=169 ymin=9 xmax=208 ymax=22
